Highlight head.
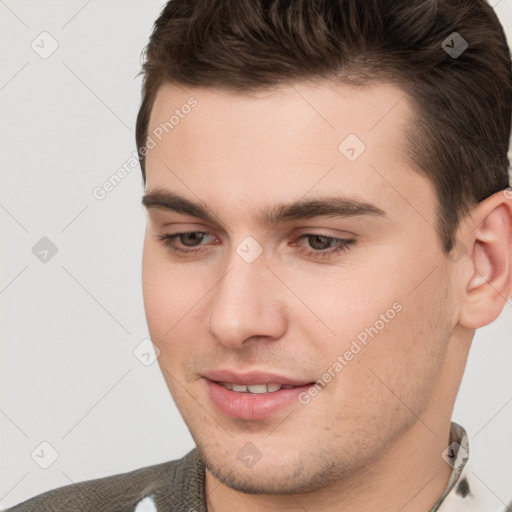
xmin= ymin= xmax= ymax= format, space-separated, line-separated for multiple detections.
xmin=137 ymin=0 xmax=512 ymax=497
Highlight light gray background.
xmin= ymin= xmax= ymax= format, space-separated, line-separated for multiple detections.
xmin=1 ymin=1 xmax=511 ymax=509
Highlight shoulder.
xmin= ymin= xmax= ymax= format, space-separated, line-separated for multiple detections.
xmin=3 ymin=449 xmax=206 ymax=512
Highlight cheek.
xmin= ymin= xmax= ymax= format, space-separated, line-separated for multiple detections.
xmin=142 ymin=250 xmax=184 ymax=379
xmin=141 ymin=239 xmax=219 ymax=387
xmin=142 ymin=240 xmax=200 ymax=337
xmin=347 ymin=271 xmax=451 ymax=414
xmin=309 ymin=254 xmax=452 ymax=416
xmin=321 ymin=242 xmax=447 ymax=356
xmin=308 ymin=295 xmax=451 ymax=446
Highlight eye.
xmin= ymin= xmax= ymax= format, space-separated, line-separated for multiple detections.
xmin=292 ymin=234 xmax=355 ymax=260
xmin=156 ymin=231 xmax=355 ymax=260
xmin=157 ymin=231 xmax=213 ymax=255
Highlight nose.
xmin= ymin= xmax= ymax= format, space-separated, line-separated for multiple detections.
xmin=206 ymin=246 xmax=287 ymax=349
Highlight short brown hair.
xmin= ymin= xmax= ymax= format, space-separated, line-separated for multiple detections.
xmin=136 ymin=0 xmax=512 ymax=253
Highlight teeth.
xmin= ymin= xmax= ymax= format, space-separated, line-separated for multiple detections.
xmin=247 ymin=384 xmax=268 ymax=394
xmin=219 ymin=382 xmax=291 ymax=393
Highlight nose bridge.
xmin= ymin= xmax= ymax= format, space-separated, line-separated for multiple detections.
xmin=207 ymin=242 xmax=286 ymax=348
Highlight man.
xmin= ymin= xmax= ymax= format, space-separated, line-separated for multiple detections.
xmin=5 ymin=0 xmax=512 ymax=510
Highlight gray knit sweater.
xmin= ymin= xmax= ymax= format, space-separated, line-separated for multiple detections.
xmin=4 ymin=449 xmax=207 ymax=512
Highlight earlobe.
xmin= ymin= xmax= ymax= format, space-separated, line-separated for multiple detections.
xmin=458 ymin=192 xmax=512 ymax=329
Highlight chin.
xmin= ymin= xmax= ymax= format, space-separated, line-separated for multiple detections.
xmin=197 ymin=440 xmax=350 ymax=496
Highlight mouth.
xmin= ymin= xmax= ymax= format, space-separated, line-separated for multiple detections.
xmin=216 ymin=381 xmax=298 ymax=393
xmin=204 ymin=377 xmax=316 ymax=421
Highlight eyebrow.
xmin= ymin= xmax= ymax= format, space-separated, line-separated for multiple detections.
xmin=141 ymin=188 xmax=387 ymax=226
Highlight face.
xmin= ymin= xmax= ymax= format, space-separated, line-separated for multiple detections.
xmin=141 ymin=80 xmax=458 ymax=494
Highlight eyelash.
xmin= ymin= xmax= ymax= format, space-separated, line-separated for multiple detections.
xmin=157 ymin=232 xmax=355 ymax=261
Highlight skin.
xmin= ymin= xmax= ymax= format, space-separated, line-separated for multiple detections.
xmin=141 ymin=80 xmax=512 ymax=511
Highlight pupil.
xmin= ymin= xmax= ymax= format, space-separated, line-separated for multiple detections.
xmin=310 ymin=235 xmax=329 ymax=250
xmin=182 ymin=232 xmax=203 ymax=247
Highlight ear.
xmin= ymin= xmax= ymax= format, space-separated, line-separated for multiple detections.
xmin=457 ymin=189 xmax=512 ymax=329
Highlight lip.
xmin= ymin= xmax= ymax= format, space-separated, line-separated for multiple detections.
xmin=203 ymin=370 xmax=315 ymax=421
xmin=202 ymin=369 xmax=314 ymax=387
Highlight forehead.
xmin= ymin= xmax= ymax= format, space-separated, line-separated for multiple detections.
xmin=144 ymin=80 xmax=436 ymax=230
xmin=147 ymin=80 xmax=412 ymax=153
